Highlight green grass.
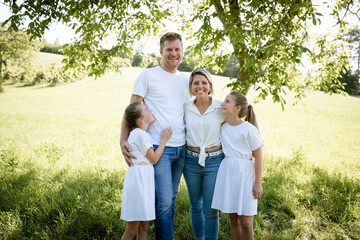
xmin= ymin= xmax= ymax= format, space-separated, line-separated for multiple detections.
xmin=0 ymin=53 xmax=359 ymax=239
xmin=33 ymin=52 xmax=65 ymax=66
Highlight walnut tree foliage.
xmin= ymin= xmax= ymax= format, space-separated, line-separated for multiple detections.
xmin=0 ymin=24 xmax=41 ymax=88
xmin=1 ymin=0 xmax=358 ymax=107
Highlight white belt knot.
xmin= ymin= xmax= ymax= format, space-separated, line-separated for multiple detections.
xmin=198 ymin=146 xmax=206 ymax=167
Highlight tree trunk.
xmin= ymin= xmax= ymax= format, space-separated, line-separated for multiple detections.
xmin=236 ymin=57 xmax=250 ymax=95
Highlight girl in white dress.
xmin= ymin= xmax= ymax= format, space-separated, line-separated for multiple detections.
xmin=121 ymin=102 xmax=172 ymax=240
xmin=211 ymin=92 xmax=263 ymax=240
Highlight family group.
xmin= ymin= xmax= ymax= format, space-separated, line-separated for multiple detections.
xmin=119 ymin=32 xmax=263 ymax=240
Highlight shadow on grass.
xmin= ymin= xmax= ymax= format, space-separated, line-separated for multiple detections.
xmin=16 ymin=82 xmax=52 ymax=88
xmin=0 ymin=150 xmax=126 ymax=239
xmin=255 ymin=152 xmax=360 ymax=239
xmin=3 ymin=80 xmax=18 ymax=86
xmin=1 ymin=148 xmax=359 ymax=239
xmin=306 ymin=167 xmax=360 ymax=238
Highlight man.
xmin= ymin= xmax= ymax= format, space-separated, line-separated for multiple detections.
xmin=120 ymin=32 xmax=189 ymax=240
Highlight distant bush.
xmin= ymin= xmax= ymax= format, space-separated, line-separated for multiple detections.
xmin=131 ymin=52 xmax=160 ymax=68
xmin=319 ymin=67 xmax=360 ymax=95
xmin=178 ymin=59 xmax=195 ymax=72
xmin=112 ymin=57 xmax=131 ymax=71
xmin=12 ymin=64 xmax=86 ymax=87
xmin=131 ymin=53 xmax=144 ymax=67
xmin=339 ymin=68 xmax=359 ymax=95
xmin=3 ymin=72 xmax=11 ymax=80
xmin=40 ymin=42 xmax=63 ymax=55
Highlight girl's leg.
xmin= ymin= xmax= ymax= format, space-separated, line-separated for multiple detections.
xmin=239 ymin=216 xmax=254 ymax=240
xmin=136 ymin=221 xmax=150 ymax=240
xmin=121 ymin=221 xmax=140 ymax=240
xmin=229 ymin=213 xmax=241 ymax=240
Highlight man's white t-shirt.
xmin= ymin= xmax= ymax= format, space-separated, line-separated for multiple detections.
xmin=132 ymin=66 xmax=189 ymax=146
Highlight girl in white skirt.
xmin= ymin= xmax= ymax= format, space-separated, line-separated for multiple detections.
xmin=211 ymin=92 xmax=263 ymax=240
xmin=121 ymin=102 xmax=172 ymax=240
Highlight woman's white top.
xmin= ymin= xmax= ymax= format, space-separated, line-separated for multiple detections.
xmin=221 ymin=121 xmax=263 ymax=160
xmin=184 ymin=98 xmax=224 ymax=166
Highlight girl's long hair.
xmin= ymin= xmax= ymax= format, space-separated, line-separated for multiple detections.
xmin=124 ymin=102 xmax=143 ymax=131
xmin=229 ymin=91 xmax=259 ymax=130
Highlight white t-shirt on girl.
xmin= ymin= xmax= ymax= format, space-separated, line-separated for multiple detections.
xmin=221 ymin=121 xmax=263 ymax=160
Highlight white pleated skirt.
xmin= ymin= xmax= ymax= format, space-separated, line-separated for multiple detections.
xmin=121 ymin=164 xmax=155 ymax=221
xmin=211 ymin=157 xmax=257 ymax=216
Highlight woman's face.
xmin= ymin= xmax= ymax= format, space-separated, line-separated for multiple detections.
xmin=190 ymin=74 xmax=212 ymax=98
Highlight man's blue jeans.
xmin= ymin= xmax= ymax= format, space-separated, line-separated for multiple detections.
xmin=153 ymin=145 xmax=185 ymax=240
xmin=183 ymin=149 xmax=224 ymax=240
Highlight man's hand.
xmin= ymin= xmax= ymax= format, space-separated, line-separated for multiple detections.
xmin=121 ymin=140 xmax=136 ymax=167
xmin=120 ymin=94 xmax=144 ymax=167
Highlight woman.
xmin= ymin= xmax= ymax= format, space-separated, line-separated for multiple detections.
xmin=184 ymin=68 xmax=225 ymax=240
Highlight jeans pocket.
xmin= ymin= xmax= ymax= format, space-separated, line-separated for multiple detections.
xmin=209 ymin=153 xmax=224 ymax=162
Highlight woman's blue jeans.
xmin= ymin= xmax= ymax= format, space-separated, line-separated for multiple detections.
xmin=183 ymin=148 xmax=224 ymax=240
xmin=153 ymin=145 xmax=185 ymax=240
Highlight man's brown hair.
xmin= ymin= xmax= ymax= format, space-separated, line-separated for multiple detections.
xmin=160 ymin=32 xmax=183 ymax=50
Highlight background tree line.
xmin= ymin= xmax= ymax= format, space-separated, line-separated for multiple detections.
xmin=0 ymin=24 xmax=83 ymax=91
xmin=1 ymin=23 xmax=359 ymax=95
xmin=2 ymin=0 xmax=359 ymax=108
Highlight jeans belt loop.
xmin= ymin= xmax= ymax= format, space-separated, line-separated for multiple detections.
xmin=186 ymin=148 xmax=223 ymax=158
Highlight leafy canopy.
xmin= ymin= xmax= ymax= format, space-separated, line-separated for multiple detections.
xmin=1 ymin=0 xmax=357 ymax=107
xmin=0 ymin=24 xmax=41 ymax=81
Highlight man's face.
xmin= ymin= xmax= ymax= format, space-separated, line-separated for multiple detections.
xmin=160 ymin=39 xmax=183 ymax=72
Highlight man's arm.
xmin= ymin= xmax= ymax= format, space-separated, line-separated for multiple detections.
xmin=120 ymin=94 xmax=144 ymax=167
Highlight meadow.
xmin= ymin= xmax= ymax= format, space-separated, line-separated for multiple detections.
xmin=0 ymin=53 xmax=359 ymax=239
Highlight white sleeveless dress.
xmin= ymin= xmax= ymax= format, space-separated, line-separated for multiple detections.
xmin=211 ymin=122 xmax=263 ymax=216
xmin=121 ymin=128 xmax=155 ymax=221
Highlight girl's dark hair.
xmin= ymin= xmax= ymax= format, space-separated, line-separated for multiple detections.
xmin=229 ymin=91 xmax=259 ymax=130
xmin=124 ymin=102 xmax=143 ymax=131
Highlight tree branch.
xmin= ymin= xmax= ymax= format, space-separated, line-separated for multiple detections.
xmin=333 ymin=0 xmax=356 ymax=27
xmin=213 ymin=0 xmax=227 ymax=26
xmin=229 ymin=0 xmax=240 ymax=24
